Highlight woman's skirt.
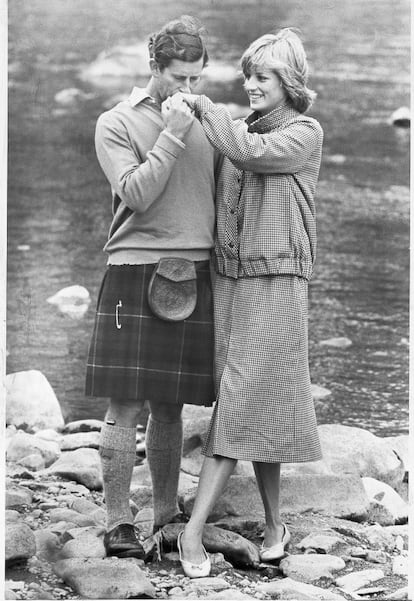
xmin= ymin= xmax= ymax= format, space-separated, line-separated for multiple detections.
xmin=203 ymin=273 xmax=322 ymax=463
xmin=85 ymin=262 xmax=215 ymax=405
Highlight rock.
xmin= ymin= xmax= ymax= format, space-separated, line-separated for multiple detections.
xmin=388 ymin=586 xmax=409 ymax=600
xmin=61 ymin=431 xmax=101 ymax=451
xmin=279 ymin=554 xmax=346 ymax=583
xmin=46 ymin=285 xmax=91 ymax=319
xmin=365 ymin=550 xmax=388 ymax=564
xmin=4 ymin=585 xmax=18 ymax=600
xmin=184 ymin=474 xmax=370 ymax=523
xmin=54 ymin=88 xmax=93 ymax=106
xmin=335 ymin=568 xmax=385 ymax=592
xmin=59 ymin=532 xmax=106 ymax=559
xmin=130 ymin=485 xmax=153 ymax=508
xmin=5 ymin=522 xmax=36 ymax=565
xmin=285 ymin=424 xmax=404 ymax=490
xmin=49 ymin=508 xmax=98 ymax=527
xmin=383 ymin=435 xmax=409 ymax=480
xmin=186 ymin=576 xmax=230 ymax=591
xmin=6 ymin=484 xmax=33 ymax=507
xmin=7 ymin=431 xmax=60 ymax=466
xmin=392 ymin=555 xmax=408 ymax=576
xmin=134 ymin=507 xmax=154 ymax=538
xmin=64 ymin=526 xmax=106 ymax=543
xmin=160 ymin=523 xmax=260 ymax=569
xmin=6 ymin=370 xmax=64 ymax=431
xmin=131 ymin=462 xmax=152 ymax=487
xmin=311 ymin=384 xmax=331 ymax=399
xmin=362 ymin=476 xmax=408 ymax=523
xmin=34 ymin=429 xmax=64 ymax=444
xmin=6 ymin=510 xmax=21 ymax=522
xmin=46 ymin=447 xmax=102 ymax=490
xmin=62 ymin=419 xmax=104 ymax=434
xmin=390 ymin=106 xmax=410 ymax=128
xmin=366 ymin=499 xmax=397 ymax=526
xmin=319 ymin=337 xmax=352 ymax=348
xmin=296 ymin=532 xmax=345 ymax=553
xmin=256 ymin=577 xmax=345 ymax=600
xmin=363 ymin=524 xmax=399 ymax=551
xmin=53 ymin=557 xmax=156 ymax=599
xmin=16 ymin=453 xmax=46 ymax=471
xmin=34 ymin=529 xmax=62 ymax=562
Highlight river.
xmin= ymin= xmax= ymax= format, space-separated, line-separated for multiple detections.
xmin=7 ymin=0 xmax=410 ymax=436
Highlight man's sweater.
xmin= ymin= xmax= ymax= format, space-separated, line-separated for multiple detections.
xmin=95 ymin=87 xmax=217 ymax=265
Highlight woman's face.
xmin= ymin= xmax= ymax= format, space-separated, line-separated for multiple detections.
xmin=244 ymin=69 xmax=286 ymax=116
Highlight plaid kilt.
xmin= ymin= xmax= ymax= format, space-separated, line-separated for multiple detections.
xmin=85 ymin=261 xmax=215 ymax=405
xmin=203 ymin=273 xmax=322 ymax=463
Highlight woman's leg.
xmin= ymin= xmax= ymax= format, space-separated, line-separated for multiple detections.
xmin=180 ymin=454 xmax=237 ymax=563
xmin=253 ymin=461 xmax=285 ymax=547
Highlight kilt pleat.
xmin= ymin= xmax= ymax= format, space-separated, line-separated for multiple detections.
xmin=203 ymin=273 xmax=322 ymax=463
xmin=85 ymin=262 xmax=215 ymax=405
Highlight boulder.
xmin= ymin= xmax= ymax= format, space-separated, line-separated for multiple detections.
xmin=61 ymin=431 xmax=101 ymax=451
xmin=390 ymin=106 xmax=410 ymax=128
xmin=183 ymin=474 xmax=370 ymax=523
xmin=5 ymin=522 xmax=36 ymax=565
xmin=130 ymin=485 xmax=153 ymax=508
xmin=336 ymin=568 xmax=385 ymax=592
xmin=363 ymin=477 xmax=408 ymax=524
xmin=5 ymin=510 xmax=21 ymax=522
xmin=46 ymin=285 xmax=91 ymax=319
xmin=383 ymin=435 xmax=409 ymax=480
xmin=62 ymin=419 xmax=104 ymax=434
xmin=34 ymin=429 xmax=64 ymax=444
xmin=6 ymin=370 xmax=64 ymax=431
xmin=59 ymin=533 xmax=106 ymax=559
xmin=6 ymin=484 xmax=33 ymax=508
xmin=296 ymin=532 xmax=345 ymax=553
xmin=256 ymin=577 xmax=345 ymax=600
xmin=53 ymin=557 xmax=156 ymax=599
xmin=6 ymin=431 xmax=60 ymax=466
xmin=284 ymin=424 xmax=404 ymax=490
xmin=49 ymin=508 xmax=98 ymax=527
xmin=34 ymin=530 xmax=62 ymax=562
xmin=279 ymin=554 xmax=346 ymax=583
xmin=16 ymin=453 xmax=46 ymax=471
xmin=46 ymin=447 xmax=102 ymax=490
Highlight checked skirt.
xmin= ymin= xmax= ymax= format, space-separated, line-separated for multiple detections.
xmin=85 ymin=262 xmax=215 ymax=405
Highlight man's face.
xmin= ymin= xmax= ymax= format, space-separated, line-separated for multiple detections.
xmin=152 ymin=58 xmax=205 ymax=102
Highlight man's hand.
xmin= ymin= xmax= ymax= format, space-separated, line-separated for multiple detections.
xmin=162 ymin=94 xmax=194 ymax=141
xmin=177 ymin=92 xmax=199 ymax=110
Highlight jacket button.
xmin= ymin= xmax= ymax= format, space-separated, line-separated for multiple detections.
xmin=228 ymin=242 xmax=234 ymax=248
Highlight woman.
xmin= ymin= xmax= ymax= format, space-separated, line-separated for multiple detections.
xmin=176 ymin=28 xmax=323 ymax=577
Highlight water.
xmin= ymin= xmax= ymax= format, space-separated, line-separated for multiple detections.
xmin=7 ymin=0 xmax=409 ymax=436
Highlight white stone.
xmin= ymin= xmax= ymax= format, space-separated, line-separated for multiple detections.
xmin=5 ymin=522 xmax=36 ymax=564
xmin=279 ymin=554 xmax=346 ymax=583
xmin=16 ymin=453 xmax=46 ymax=471
xmin=6 ymin=485 xmax=33 ymax=508
xmin=311 ymin=384 xmax=332 ymax=399
xmin=59 ymin=533 xmax=106 ymax=559
xmin=392 ymin=555 xmax=408 ymax=576
xmin=363 ymin=524 xmax=397 ymax=551
xmin=62 ymin=419 xmax=104 ymax=434
xmin=6 ymin=431 xmax=60 ymax=467
xmin=336 ymin=568 xmax=385 ymax=592
xmin=257 ymin=577 xmax=345 ymax=600
xmin=388 ymin=586 xmax=409 ymax=600
xmin=390 ymin=106 xmax=410 ymax=127
xmin=187 ymin=577 xmax=230 ymax=591
xmin=46 ymin=447 xmax=102 ymax=490
xmin=47 ymin=285 xmax=91 ymax=319
xmin=6 ymin=370 xmax=64 ymax=431
xmin=297 ymin=532 xmax=345 ymax=553
xmin=382 ymin=435 xmax=409 ymax=476
xmin=319 ymin=337 xmax=352 ymax=348
xmin=34 ymin=429 xmax=64 ymax=444
xmin=61 ymin=431 xmax=101 ymax=451
xmin=362 ymin=477 xmax=408 ymax=523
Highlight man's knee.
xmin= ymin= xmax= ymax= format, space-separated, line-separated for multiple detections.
xmin=106 ymin=398 xmax=145 ymax=427
xmin=148 ymin=401 xmax=183 ymax=423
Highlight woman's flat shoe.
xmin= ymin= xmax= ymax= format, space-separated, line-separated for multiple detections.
xmin=177 ymin=531 xmax=211 ymax=578
xmin=260 ymin=523 xmax=291 ymax=562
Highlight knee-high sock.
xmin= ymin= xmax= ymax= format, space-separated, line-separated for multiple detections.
xmin=99 ymin=423 xmax=136 ymax=531
xmin=145 ymin=416 xmax=183 ymax=527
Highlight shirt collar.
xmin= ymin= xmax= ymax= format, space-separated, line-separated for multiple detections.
xmin=128 ymin=86 xmax=153 ymax=107
xmin=246 ymin=102 xmax=299 ymax=133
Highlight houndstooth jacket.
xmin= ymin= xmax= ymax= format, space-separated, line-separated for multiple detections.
xmin=193 ymin=97 xmax=323 ymax=281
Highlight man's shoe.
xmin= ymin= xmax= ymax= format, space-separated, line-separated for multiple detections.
xmin=104 ymin=523 xmax=145 ymax=559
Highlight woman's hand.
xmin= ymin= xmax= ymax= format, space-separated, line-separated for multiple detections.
xmin=176 ymin=92 xmax=199 ymax=110
xmin=162 ymin=93 xmax=194 ymax=140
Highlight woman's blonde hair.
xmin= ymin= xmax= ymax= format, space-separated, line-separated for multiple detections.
xmin=241 ymin=28 xmax=316 ymax=113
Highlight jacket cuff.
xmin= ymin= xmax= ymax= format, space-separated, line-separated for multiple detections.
xmin=158 ymin=129 xmax=186 ymax=156
xmin=194 ymin=95 xmax=216 ymax=118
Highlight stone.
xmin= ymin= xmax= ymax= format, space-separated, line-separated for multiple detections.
xmin=388 ymin=586 xmax=409 ymax=600
xmin=61 ymin=431 xmax=101 ymax=451
xmin=279 ymin=554 xmax=346 ymax=583
xmin=256 ymin=577 xmax=345 ymax=600
xmin=335 ymin=568 xmax=385 ymax=591
xmin=130 ymin=485 xmax=153 ymax=508
xmin=62 ymin=419 xmax=104 ymax=434
xmin=390 ymin=106 xmax=410 ymax=127
xmin=34 ymin=530 xmax=61 ymax=563
xmin=5 ymin=510 xmax=21 ymax=522
xmin=4 ymin=585 xmax=18 ymax=600
xmin=59 ymin=532 xmax=106 ymax=559
xmin=383 ymin=435 xmax=409 ymax=480
xmin=366 ymin=500 xmax=396 ymax=526
xmin=6 ymin=370 xmax=64 ymax=431
xmin=363 ymin=524 xmax=398 ymax=551
xmin=17 ymin=453 xmax=46 ymax=471
xmin=46 ymin=447 xmax=102 ymax=490
xmin=49 ymin=508 xmax=98 ymax=527
xmin=160 ymin=523 xmax=260 ymax=569
xmin=365 ymin=550 xmax=388 ymax=564
xmin=6 ymin=484 xmax=33 ymax=507
xmin=46 ymin=285 xmax=91 ymax=319
xmin=6 ymin=431 xmax=61 ymax=467
xmin=362 ymin=477 xmax=408 ymax=523
xmin=296 ymin=532 xmax=345 ymax=553
xmin=187 ymin=577 xmax=230 ymax=591
xmin=53 ymin=557 xmax=155 ymax=599
xmin=54 ymin=88 xmax=93 ymax=106
xmin=285 ymin=424 xmax=404 ymax=490
xmin=319 ymin=337 xmax=352 ymax=348
xmin=5 ymin=522 xmax=36 ymax=565
xmin=392 ymin=555 xmax=408 ymax=576
xmin=68 ymin=497 xmax=102 ymax=515
xmin=311 ymin=384 xmax=331 ymax=399
xmin=34 ymin=429 xmax=64 ymax=444
xmin=184 ymin=473 xmax=370 ymax=523
xmin=134 ymin=507 xmax=154 ymax=538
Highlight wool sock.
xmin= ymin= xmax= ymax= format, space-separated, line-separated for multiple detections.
xmin=145 ymin=416 xmax=183 ymax=527
xmin=99 ymin=422 xmax=137 ymax=531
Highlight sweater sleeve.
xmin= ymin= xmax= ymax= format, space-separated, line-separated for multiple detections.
xmin=194 ymin=96 xmax=322 ymax=174
xmin=95 ymin=111 xmax=186 ymax=214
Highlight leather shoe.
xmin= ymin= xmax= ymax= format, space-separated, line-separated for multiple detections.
xmin=177 ymin=531 xmax=211 ymax=578
xmin=260 ymin=523 xmax=291 ymax=562
xmin=104 ymin=523 xmax=145 ymax=559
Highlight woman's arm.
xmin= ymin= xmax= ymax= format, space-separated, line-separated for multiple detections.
xmin=182 ymin=94 xmax=322 ymax=174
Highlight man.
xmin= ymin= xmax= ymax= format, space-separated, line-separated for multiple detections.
xmin=85 ymin=15 xmax=219 ymax=559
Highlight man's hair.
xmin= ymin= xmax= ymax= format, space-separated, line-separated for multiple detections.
xmin=148 ymin=15 xmax=209 ymax=70
xmin=241 ymin=28 xmax=316 ymax=113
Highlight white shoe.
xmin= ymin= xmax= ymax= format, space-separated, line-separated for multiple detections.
xmin=177 ymin=531 xmax=211 ymax=578
xmin=260 ymin=523 xmax=291 ymax=562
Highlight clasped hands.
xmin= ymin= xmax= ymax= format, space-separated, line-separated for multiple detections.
xmin=161 ymin=92 xmax=199 ymax=140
